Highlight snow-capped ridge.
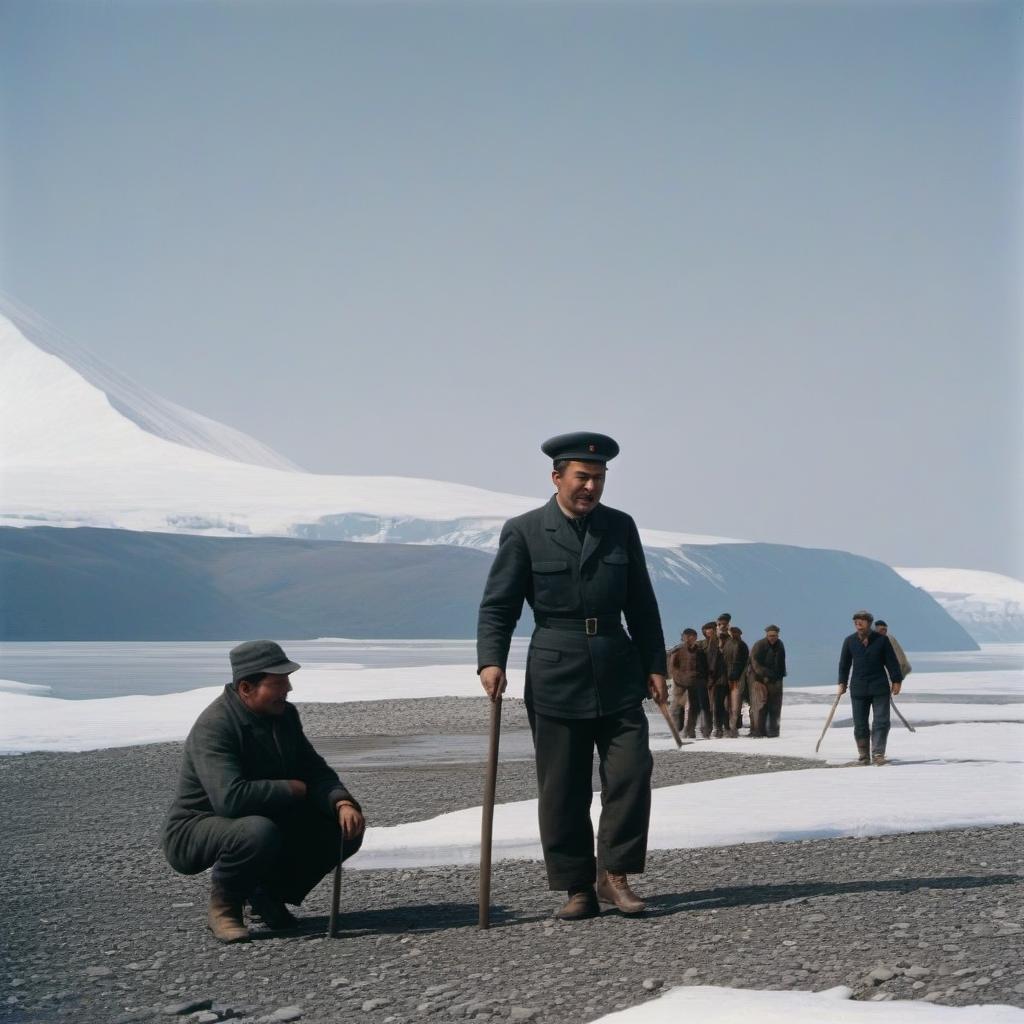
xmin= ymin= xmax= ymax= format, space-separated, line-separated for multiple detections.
xmin=0 ymin=296 xmax=300 ymax=472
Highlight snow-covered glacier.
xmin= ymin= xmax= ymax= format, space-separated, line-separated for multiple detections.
xmin=896 ymin=567 xmax=1024 ymax=642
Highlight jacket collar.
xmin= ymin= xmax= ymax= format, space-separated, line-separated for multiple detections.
xmin=541 ymin=494 xmax=607 ymax=565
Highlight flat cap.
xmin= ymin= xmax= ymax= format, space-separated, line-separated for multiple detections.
xmin=851 ymin=610 xmax=874 ymax=623
xmin=229 ymin=640 xmax=301 ymax=683
xmin=542 ymin=431 xmax=619 ymax=464
xmin=875 ymin=619 xmax=888 ymax=627
xmin=717 ymin=612 xmax=732 ymax=622
xmin=764 ymin=624 xmax=781 ymax=633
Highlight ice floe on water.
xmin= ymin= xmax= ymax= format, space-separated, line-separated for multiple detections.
xmin=589 ymin=984 xmax=1024 ymax=1023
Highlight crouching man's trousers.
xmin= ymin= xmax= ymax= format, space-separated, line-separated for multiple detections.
xmin=165 ymin=803 xmax=363 ymax=904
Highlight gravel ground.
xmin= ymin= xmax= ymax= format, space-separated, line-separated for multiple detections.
xmin=1 ymin=697 xmax=1022 ymax=1024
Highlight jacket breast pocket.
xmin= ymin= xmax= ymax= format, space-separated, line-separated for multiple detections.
xmin=531 ymin=559 xmax=575 ymax=612
xmin=594 ymin=549 xmax=629 ymax=604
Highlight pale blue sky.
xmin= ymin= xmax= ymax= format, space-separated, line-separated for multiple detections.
xmin=2 ymin=1 xmax=1021 ymax=575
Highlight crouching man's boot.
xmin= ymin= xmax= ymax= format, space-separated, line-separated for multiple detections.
xmin=596 ymin=871 xmax=646 ymax=915
xmin=249 ymin=887 xmax=300 ymax=931
xmin=554 ymin=886 xmax=600 ymax=921
xmin=856 ymin=739 xmax=870 ymax=766
xmin=208 ymin=885 xmax=250 ymax=943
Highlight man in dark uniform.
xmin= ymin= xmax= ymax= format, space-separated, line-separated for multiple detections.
xmin=723 ymin=625 xmax=750 ymax=738
xmin=749 ymin=625 xmax=787 ymax=737
xmin=701 ymin=621 xmax=729 ymax=737
xmin=162 ymin=641 xmax=365 ymax=942
xmin=477 ymin=432 xmax=668 ymax=920
xmin=668 ymin=628 xmax=709 ymax=738
xmin=838 ymin=611 xmax=904 ymax=765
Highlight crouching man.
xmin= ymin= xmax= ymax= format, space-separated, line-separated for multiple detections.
xmin=162 ymin=641 xmax=365 ymax=942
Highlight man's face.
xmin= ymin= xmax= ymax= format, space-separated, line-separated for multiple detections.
xmin=766 ymin=631 xmax=779 ymax=645
xmin=853 ymin=618 xmax=871 ymax=637
xmin=552 ymin=461 xmax=606 ymax=516
xmin=703 ymin=626 xmax=716 ymax=641
xmin=717 ymin=620 xmax=729 ymax=634
xmin=876 ymin=624 xmax=888 ymax=636
xmin=685 ymin=634 xmax=697 ymax=649
xmin=239 ymin=673 xmax=293 ymax=716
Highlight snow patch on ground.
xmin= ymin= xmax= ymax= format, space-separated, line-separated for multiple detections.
xmin=590 ymin=984 xmax=1024 ymax=1023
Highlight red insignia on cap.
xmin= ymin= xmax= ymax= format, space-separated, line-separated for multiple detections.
xmin=588 ymin=443 xmax=596 ymax=452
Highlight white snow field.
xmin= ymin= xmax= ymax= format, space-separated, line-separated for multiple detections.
xmin=589 ymin=984 xmax=1024 ymax=1023
xmin=0 ymin=314 xmax=736 ymax=550
xmin=353 ymin=761 xmax=1021 ymax=871
xmin=896 ymin=568 xmax=1024 ymax=643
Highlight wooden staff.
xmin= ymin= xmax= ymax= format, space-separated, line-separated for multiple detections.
xmin=327 ymin=841 xmax=343 ymax=938
xmin=657 ymin=699 xmax=684 ymax=748
xmin=479 ymin=693 xmax=503 ymax=930
xmin=815 ymin=690 xmax=844 ymax=753
xmin=890 ymin=697 xmax=916 ymax=733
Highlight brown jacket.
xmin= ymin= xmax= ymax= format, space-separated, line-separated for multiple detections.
xmin=701 ymin=636 xmax=728 ymax=685
xmin=668 ymin=642 xmax=708 ymax=688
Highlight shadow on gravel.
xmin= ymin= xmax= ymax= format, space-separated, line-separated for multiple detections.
xmin=646 ymin=874 xmax=1022 ymax=917
xmin=253 ymin=901 xmax=543 ymax=938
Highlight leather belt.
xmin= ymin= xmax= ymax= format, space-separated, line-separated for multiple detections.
xmin=534 ymin=615 xmax=622 ymax=636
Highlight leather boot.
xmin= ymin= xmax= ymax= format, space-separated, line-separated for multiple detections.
xmin=596 ymin=871 xmax=646 ymax=915
xmin=249 ymin=887 xmax=300 ymax=931
xmin=873 ymin=752 xmax=888 ymax=766
xmin=208 ymin=886 xmax=250 ymax=943
xmin=856 ymin=739 xmax=870 ymax=765
xmin=554 ymin=886 xmax=600 ymax=921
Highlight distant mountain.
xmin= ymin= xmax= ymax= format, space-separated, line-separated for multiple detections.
xmin=0 ymin=309 xmax=978 ymax=657
xmin=895 ymin=567 xmax=1024 ymax=642
xmin=0 ymin=527 xmax=977 ymax=680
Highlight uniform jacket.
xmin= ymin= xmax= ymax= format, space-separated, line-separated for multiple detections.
xmin=722 ymin=637 xmax=750 ymax=682
xmin=886 ymin=634 xmax=912 ymax=678
xmin=668 ymin=642 xmax=708 ymax=689
xmin=701 ymin=636 xmax=728 ymax=685
xmin=750 ymin=637 xmax=787 ymax=683
xmin=477 ymin=495 xmax=667 ymax=719
xmin=162 ymin=685 xmax=357 ymax=858
xmin=838 ymin=631 xmax=904 ymax=697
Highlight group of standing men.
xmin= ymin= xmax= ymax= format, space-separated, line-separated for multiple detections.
xmin=667 ymin=616 xmax=787 ymax=740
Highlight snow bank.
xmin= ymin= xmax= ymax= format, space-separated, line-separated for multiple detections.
xmin=350 ymin=762 xmax=1023 ymax=871
xmin=590 ymin=984 xmax=1024 ymax=1023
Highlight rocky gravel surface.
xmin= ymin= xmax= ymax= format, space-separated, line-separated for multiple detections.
xmin=2 ymin=697 xmax=1022 ymax=1024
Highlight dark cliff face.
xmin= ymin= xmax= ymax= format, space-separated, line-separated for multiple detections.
xmin=0 ymin=527 xmax=975 ymax=685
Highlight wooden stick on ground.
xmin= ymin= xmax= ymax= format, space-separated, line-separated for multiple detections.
xmin=890 ymin=697 xmax=917 ymax=733
xmin=815 ymin=690 xmax=844 ymax=753
xmin=327 ymin=841 xmax=343 ymax=938
xmin=657 ymin=699 xmax=684 ymax=748
xmin=479 ymin=693 xmax=503 ymax=930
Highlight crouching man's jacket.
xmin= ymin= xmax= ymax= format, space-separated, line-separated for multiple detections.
xmin=162 ymin=684 xmax=358 ymax=859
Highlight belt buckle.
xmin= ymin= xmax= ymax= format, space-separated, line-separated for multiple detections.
xmin=585 ymin=617 xmax=597 ymax=636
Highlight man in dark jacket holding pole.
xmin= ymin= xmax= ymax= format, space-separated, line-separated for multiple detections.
xmin=838 ymin=611 xmax=904 ymax=765
xmin=477 ymin=432 xmax=668 ymax=921
xmin=162 ymin=641 xmax=365 ymax=942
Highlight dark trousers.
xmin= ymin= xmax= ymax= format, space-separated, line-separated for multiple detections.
xmin=751 ymin=679 xmax=783 ymax=737
xmin=528 ymin=705 xmax=653 ymax=891
xmin=672 ymin=684 xmax=709 ymax=738
xmin=708 ymin=682 xmax=728 ymax=734
xmin=165 ymin=804 xmax=363 ymax=904
xmin=851 ymin=692 xmax=891 ymax=754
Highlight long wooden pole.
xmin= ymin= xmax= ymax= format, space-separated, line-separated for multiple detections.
xmin=815 ymin=691 xmax=844 ymax=753
xmin=657 ymin=699 xmax=684 ymax=748
xmin=890 ymin=697 xmax=916 ymax=733
xmin=479 ymin=694 xmax=503 ymax=930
